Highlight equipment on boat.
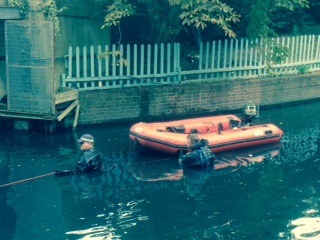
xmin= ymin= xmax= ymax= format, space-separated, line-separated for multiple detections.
xmin=241 ymin=102 xmax=259 ymax=126
xmin=129 ymin=104 xmax=283 ymax=155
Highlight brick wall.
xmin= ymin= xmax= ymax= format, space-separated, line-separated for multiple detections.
xmin=78 ymin=73 xmax=320 ymax=125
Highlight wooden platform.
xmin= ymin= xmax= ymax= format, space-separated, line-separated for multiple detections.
xmin=0 ymin=88 xmax=80 ymax=131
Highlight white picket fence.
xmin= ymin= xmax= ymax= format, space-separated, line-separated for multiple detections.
xmin=61 ymin=35 xmax=320 ymax=90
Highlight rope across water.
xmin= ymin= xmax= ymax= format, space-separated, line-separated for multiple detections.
xmin=0 ymin=164 xmax=118 ymax=189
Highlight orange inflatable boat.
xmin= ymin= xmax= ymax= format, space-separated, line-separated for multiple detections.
xmin=129 ymin=114 xmax=284 ymax=155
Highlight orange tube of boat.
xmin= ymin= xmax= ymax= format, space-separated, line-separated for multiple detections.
xmin=129 ymin=115 xmax=283 ymax=155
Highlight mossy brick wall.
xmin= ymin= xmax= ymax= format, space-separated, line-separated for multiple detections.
xmin=78 ymin=73 xmax=320 ymax=125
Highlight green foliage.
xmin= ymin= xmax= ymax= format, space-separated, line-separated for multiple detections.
xmin=42 ymin=0 xmax=67 ymax=35
xmin=173 ymin=0 xmax=240 ymax=38
xmin=246 ymin=0 xmax=274 ymax=38
xmin=98 ymin=50 xmax=129 ymax=67
xmin=245 ymin=0 xmax=309 ymax=76
xmin=273 ymin=0 xmax=308 ymax=10
xmin=102 ymin=0 xmax=240 ymax=44
xmin=260 ymin=38 xmax=290 ymax=76
xmin=6 ymin=0 xmax=30 ymax=18
xmin=246 ymin=0 xmax=309 ymax=39
xmin=101 ymin=0 xmax=135 ymax=29
xmin=298 ymin=65 xmax=310 ymax=74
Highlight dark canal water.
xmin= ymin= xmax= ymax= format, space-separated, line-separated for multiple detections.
xmin=0 ymin=100 xmax=320 ymax=240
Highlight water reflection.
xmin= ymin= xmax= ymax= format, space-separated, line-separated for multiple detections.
xmin=129 ymin=143 xmax=282 ymax=179
xmin=128 ymin=143 xmax=282 ymax=197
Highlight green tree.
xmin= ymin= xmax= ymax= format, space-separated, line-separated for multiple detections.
xmin=101 ymin=0 xmax=240 ymax=45
xmin=243 ymin=0 xmax=309 ymax=75
xmin=245 ymin=0 xmax=309 ymax=38
xmin=100 ymin=0 xmax=310 ymax=75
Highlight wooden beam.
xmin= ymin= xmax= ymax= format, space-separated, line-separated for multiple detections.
xmin=55 ymin=89 xmax=79 ymax=105
xmin=0 ymin=110 xmax=56 ymax=120
xmin=73 ymin=103 xmax=80 ymax=131
xmin=56 ymin=99 xmax=79 ymax=122
xmin=0 ymin=7 xmax=22 ymax=20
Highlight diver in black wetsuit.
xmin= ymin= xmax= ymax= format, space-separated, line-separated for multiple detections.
xmin=178 ymin=135 xmax=215 ymax=168
xmin=55 ymin=134 xmax=103 ymax=176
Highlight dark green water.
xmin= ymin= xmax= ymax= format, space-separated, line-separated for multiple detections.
xmin=0 ymin=101 xmax=319 ymax=240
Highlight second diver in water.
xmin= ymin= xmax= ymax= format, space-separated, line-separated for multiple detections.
xmin=178 ymin=134 xmax=215 ymax=168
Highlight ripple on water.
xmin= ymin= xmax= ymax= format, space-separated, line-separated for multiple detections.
xmin=290 ymin=217 xmax=320 ymax=240
xmin=65 ymin=199 xmax=148 ymax=239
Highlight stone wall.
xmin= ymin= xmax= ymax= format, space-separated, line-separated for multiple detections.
xmin=77 ymin=72 xmax=320 ymax=125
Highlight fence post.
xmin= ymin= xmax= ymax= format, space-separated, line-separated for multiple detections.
xmin=68 ymin=46 xmax=72 ymax=78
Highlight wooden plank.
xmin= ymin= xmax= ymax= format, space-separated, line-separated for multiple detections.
xmin=112 ymin=44 xmax=116 ymax=76
xmin=55 ymin=89 xmax=79 ymax=104
xmin=254 ymin=38 xmax=258 ymax=75
xmin=0 ymin=7 xmax=22 ymax=19
xmin=316 ymin=36 xmax=320 ymax=69
xmin=229 ymin=39 xmax=233 ymax=77
xmin=234 ymin=39 xmax=238 ymax=68
xmin=239 ymin=39 xmax=244 ymax=77
xmin=68 ymin=47 xmax=72 ymax=78
xmin=217 ymin=40 xmax=221 ymax=76
xmin=0 ymin=110 xmax=56 ymax=120
xmin=290 ymin=36 xmax=296 ymax=72
xmin=295 ymin=37 xmax=299 ymax=72
xmin=98 ymin=45 xmax=102 ymax=78
xmin=174 ymin=43 xmax=178 ymax=72
xmin=105 ymin=45 xmax=109 ymax=77
xmin=307 ymin=35 xmax=311 ymax=61
xmin=167 ymin=43 xmax=171 ymax=81
xmin=140 ymin=44 xmax=145 ymax=75
xmin=90 ymin=46 xmax=95 ymax=78
xmin=119 ymin=44 xmax=124 ymax=87
xmin=223 ymin=39 xmax=227 ymax=78
xmin=211 ymin=40 xmax=216 ymax=78
xmin=299 ymin=36 xmax=303 ymax=63
xmin=57 ymin=99 xmax=79 ymax=122
xmin=154 ymin=43 xmax=158 ymax=75
xmin=83 ymin=46 xmax=87 ymax=78
xmin=159 ymin=43 xmax=164 ymax=82
xmin=126 ymin=44 xmax=131 ymax=76
xmin=175 ymin=43 xmax=180 ymax=73
xmin=244 ymin=39 xmax=248 ymax=77
xmin=119 ymin=44 xmax=124 ymax=76
xmin=134 ymin=44 xmax=138 ymax=77
xmin=76 ymin=47 xmax=80 ymax=78
xmin=205 ymin=42 xmax=209 ymax=78
xmin=249 ymin=39 xmax=254 ymax=75
xmin=73 ymin=103 xmax=80 ymax=131
xmin=199 ymin=42 xmax=203 ymax=79
xmin=259 ymin=39 xmax=264 ymax=76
